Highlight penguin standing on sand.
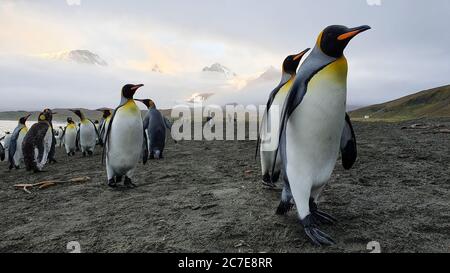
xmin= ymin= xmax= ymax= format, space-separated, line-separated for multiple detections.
xmin=137 ymin=99 xmax=170 ymax=159
xmin=98 ymin=109 xmax=112 ymax=143
xmin=22 ymin=111 xmax=54 ymax=172
xmin=257 ymin=49 xmax=310 ymax=187
xmin=273 ymin=25 xmax=369 ymax=246
xmin=61 ymin=117 xmax=78 ymax=156
xmin=103 ymin=84 xmax=148 ymax=188
xmin=70 ymin=110 xmax=102 ymax=157
xmin=43 ymin=109 xmax=58 ymax=164
xmin=8 ymin=114 xmax=31 ymax=169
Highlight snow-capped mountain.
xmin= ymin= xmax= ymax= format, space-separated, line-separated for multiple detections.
xmin=257 ymin=66 xmax=280 ymax=81
xmin=202 ymin=63 xmax=236 ymax=78
xmin=186 ymin=92 xmax=215 ymax=103
xmin=40 ymin=50 xmax=108 ymax=66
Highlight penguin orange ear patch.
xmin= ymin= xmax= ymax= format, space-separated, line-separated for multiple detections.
xmin=39 ymin=114 xmax=46 ymax=121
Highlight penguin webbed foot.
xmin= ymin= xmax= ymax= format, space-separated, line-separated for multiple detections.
xmin=261 ymin=174 xmax=275 ymax=188
xmin=108 ymin=178 xmax=117 ymax=188
xmin=276 ymin=201 xmax=293 ymax=215
xmin=309 ymin=198 xmax=337 ymax=225
xmin=302 ymin=215 xmax=336 ymax=246
xmin=124 ymin=177 xmax=137 ymax=188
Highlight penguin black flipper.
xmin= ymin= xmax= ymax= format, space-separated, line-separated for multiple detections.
xmin=102 ymin=107 xmax=120 ymax=165
xmin=271 ymin=55 xmax=335 ymax=182
xmin=142 ymin=128 xmax=149 ymax=165
xmin=75 ymin=128 xmax=80 ymax=151
xmin=0 ymin=143 xmax=4 ymax=161
xmin=88 ymin=119 xmax=103 ymax=146
xmin=255 ymin=84 xmax=283 ymax=160
xmin=340 ymin=113 xmax=357 ymax=170
xmin=61 ymin=126 xmax=67 ymax=140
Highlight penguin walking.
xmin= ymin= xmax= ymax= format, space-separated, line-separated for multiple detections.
xmin=8 ymin=114 xmax=31 ymax=169
xmin=103 ymin=84 xmax=148 ymax=188
xmin=61 ymin=117 xmax=78 ymax=156
xmin=70 ymin=110 xmax=102 ymax=157
xmin=257 ymin=49 xmax=310 ymax=187
xmin=97 ymin=109 xmax=112 ymax=144
xmin=273 ymin=25 xmax=369 ymax=246
xmin=22 ymin=111 xmax=54 ymax=172
xmin=136 ymin=99 xmax=170 ymax=159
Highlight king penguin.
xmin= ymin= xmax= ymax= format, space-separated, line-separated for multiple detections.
xmin=22 ymin=111 xmax=54 ymax=172
xmin=70 ymin=109 xmax=102 ymax=157
xmin=42 ymin=109 xmax=58 ymax=164
xmin=273 ymin=25 xmax=369 ymax=246
xmin=8 ymin=114 xmax=31 ymax=169
xmin=97 ymin=109 xmax=112 ymax=144
xmin=103 ymin=84 xmax=148 ymax=188
xmin=136 ymin=99 xmax=170 ymax=159
xmin=61 ymin=117 xmax=78 ymax=156
xmin=257 ymin=49 xmax=310 ymax=187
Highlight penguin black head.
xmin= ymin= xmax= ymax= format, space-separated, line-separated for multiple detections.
xmin=136 ymin=99 xmax=156 ymax=109
xmin=282 ymin=48 xmax=311 ymax=75
xmin=43 ymin=109 xmax=56 ymax=122
xmin=102 ymin=110 xmax=111 ymax=118
xmin=67 ymin=117 xmax=74 ymax=124
xmin=69 ymin=109 xmax=83 ymax=120
xmin=38 ymin=111 xmax=51 ymax=122
xmin=122 ymin=84 xmax=144 ymax=99
xmin=94 ymin=120 xmax=99 ymax=124
xmin=318 ymin=25 xmax=371 ymax=58
xmin=19 ymin=114 xmax=31 ymax=125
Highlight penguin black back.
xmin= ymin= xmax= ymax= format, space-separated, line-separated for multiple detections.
xmin=22 ymin=112 xmax=51 ymax=172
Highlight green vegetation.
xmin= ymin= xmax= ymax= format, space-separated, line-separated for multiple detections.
xmin=350 ymin=85 xmax=450 ymax=121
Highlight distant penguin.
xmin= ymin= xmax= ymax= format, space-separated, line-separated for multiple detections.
xmin=98 ymin=109 xmax=112 ymax=144
xmin=104 ymin=84 xmax=148 ymax=188
xmin=70 ymin=110 xmax=102 ymax=157
xmin=3 ymin=132 xmax=11 ymax=161
xmin=22 ymin=111 xmax=54 ymax=172
xmin=61 ymin=117 xmax=78 ymax=156
xmin=273 ymin=25 xmax=369 ymax=246
xmin=43 ymin=109 xmax=58 ymax=164
xmin=136 ymin=99 xmax=170 ymax=159
xmin=56 ymin=126 xmax=64 ymax=147
xmin=257 ymin=49 xmax=310 ymax=187
xmin=8 ymin=114 xmax=31 ymax=169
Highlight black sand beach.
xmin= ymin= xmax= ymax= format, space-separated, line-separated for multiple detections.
xmin=0 ymin=119 xmax=449 ymax=253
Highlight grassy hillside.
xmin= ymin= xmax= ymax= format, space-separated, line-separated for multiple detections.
xmin=350 ymin=85 xmax=450 ymax=121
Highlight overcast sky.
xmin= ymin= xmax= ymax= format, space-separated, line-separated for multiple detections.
xmin=0 ymin=0 xmax=449 ymax=111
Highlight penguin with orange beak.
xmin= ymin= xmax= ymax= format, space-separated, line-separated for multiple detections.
xmin=103 ymin=84 xmax=148 ymax=188
xmin=273 ymin=25 xmax=370 ymax=246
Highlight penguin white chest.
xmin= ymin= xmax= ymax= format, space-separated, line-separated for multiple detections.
xmin=286 ymin=59 xmax=347 ymax=188
xmin=107 ymin=102 xmax=143 ymax=174
xmin=80 ymin=121 xmax=96 ymax=149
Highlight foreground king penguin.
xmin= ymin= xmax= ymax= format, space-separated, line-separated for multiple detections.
xmin=103 ymin=84 xmax=148 ymax=188
xmin=22 ymin=111 xmax=53 ymax=172
xmin=8 ymin=114 xmax=31 ymax=169
xmin=273 ymin=25 xmax=369 ymax=246
xmin=257 ymin=48 xmax=310 ymax=187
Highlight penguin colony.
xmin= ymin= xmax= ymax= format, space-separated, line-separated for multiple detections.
xmin=0 ymin=25 xmax=370 ymax=246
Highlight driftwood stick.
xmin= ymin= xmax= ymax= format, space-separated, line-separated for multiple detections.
xmin=14 ymin=176 xmax=91 ymax=194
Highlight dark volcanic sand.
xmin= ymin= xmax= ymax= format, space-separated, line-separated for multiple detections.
xmin=0 ymin=119 xmax=449 ymax=253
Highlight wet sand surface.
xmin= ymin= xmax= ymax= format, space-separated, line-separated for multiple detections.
xmin=0 ymin=119 xmax=449 ymax=253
